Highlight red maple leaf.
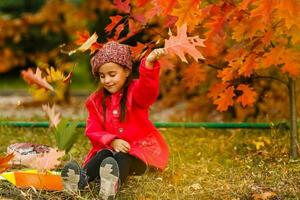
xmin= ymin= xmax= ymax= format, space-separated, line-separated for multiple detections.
xmin=136 ymin=0 xmax=150 ymax=7
xmin=105 ymin=15 xmax=123 ymax=34
xmin=130 ymin=42 xmax=146 ymax=60
xmin=163 ymin=15 xmax=178 ymax=28
xmin=236 ymin=84 xmax=257 ymax=107
xmin=111 ymin=23 xmax=125 ymax=41
xmin=164 ymin=23 xmax=205 ymax=63
xmin=114 ymin=0 xmax=131 ymax=13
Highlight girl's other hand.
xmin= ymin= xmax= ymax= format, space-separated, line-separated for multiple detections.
xmin=145 ymin=48 xmax=167 ymax=68
xmin=110 ymin=139 xmax=131 ymax=153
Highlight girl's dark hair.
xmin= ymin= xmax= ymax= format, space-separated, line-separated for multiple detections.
xmin=101 ymin=72 xmax=133 ymax=122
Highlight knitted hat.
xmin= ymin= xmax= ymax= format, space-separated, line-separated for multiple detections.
xmin=90 ymin=41 xmax=132 ymax=76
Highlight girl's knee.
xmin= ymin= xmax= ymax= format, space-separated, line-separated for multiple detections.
xmin=96 ymin=149 xmax=113 ymax=157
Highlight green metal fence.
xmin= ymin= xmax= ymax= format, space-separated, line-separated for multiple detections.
xmin=0 ymin=121 xmax=290 ymax=129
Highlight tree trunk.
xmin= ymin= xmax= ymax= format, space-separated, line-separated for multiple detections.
xmin=288 ymin=77 xmax=299 ymax=158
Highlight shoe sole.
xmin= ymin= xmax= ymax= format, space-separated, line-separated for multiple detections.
xmin=61 ymin=161 xmax=81 ymax=193
xmin=99 ymin=157 xmax=120 ymax=200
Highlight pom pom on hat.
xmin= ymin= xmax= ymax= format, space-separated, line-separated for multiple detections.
xmin=91 ymin=41 xmax=132 ymax=76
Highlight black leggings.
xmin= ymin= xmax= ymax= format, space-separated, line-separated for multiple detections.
xmin=83 ymin=149 xmax=147 ymax=184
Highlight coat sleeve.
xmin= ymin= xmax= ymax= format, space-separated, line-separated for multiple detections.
xmin=132 ymin=58 xmax=160 ymax=108
xmin=85 ymin=98 xmax=117 ymax=147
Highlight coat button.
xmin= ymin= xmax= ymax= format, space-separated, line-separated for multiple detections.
xmin=118 ymin=128 xmax=124 ymax=133
xmin=113 ymin=109 xmax=118 ymax=116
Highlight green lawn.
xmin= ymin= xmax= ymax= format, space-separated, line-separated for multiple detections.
xmin=0 ymin=126 xmax=300 ymax=199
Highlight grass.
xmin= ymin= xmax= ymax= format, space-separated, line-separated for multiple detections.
xmin=1 ymin=126 xmax=300 ymax=199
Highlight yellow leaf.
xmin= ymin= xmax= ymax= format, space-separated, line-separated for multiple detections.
xmin=46 ymin=67 xmax=65 ymax=82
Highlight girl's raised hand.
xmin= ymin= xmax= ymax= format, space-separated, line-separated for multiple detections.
xmin=145 ymin=48 xmax=167 ymax=68
xmin=110 ymin=139 xmax=131 ymax=153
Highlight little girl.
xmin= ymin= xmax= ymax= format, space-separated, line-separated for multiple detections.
xmin=61 ymin=41 xmax=169 ymax=199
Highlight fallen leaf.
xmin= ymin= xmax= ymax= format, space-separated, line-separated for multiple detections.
xmin=27 ymin=149 xmax=65 ymax=172
xmin=0 ymin=153 xmax=14 ymax=173
xmin=252 ymin=191 xmax=277 ymax=200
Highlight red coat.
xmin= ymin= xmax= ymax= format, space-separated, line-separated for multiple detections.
xmin=83 ymin=58 xmax=169 ymax=170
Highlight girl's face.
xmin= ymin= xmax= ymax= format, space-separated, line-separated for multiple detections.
xmin=98 ymin=62 xmax=130 ymax=94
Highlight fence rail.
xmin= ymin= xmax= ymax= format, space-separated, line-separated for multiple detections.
xmin=0 ymin=121 xmax=290 ymax=129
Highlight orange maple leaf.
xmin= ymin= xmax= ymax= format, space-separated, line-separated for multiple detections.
xmin=207 ymin=82 xmax=229 ymax=100
xmin=275 ymin=0 xmax=300 ymax=29
xmin=70 ymin=32 xmax=100 ymax=55
xmin=74 ymin=30 xmax=90 ymax=45
xmin=213 ymin=86 xmax=235 ymax=112
xmin=157 ymin=0 xmax=178 ymax=16
xmin=21 ymin=68 xmax=54 ymax=91
xmin=281 ymin=58 xmax=300 ymax=77
xmin=250 ymin=0 xmax=274 ymax=25
xmin=164 ymin=23 xmax=205 ymax=63
xmin=105 ymin=15 xmax=123 ymax=34
xmin=262 ymin=46 xmax=284 ymax=67
xmin=171 ymin=0 xmax=201 ymax=31
xmin=232 ymin=16 xmax=265 ymax=41
xmin=182 ymin=62 xmax=206 ymax=90
xmin=236 ymin=84 xmax=257 ymax=107
xmin=0 ymin=153 xmax=14 ymax=173
xmin=217 ymin=67 xmax=235 ymax=82
xmin=238 ymin=53 xmax=258 ymax=77
xmin=114 ymin=0 xmax=131 ymax=13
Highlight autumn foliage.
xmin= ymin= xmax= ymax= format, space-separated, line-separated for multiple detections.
xmin=0 ymin=0 xmax=298 ymax=121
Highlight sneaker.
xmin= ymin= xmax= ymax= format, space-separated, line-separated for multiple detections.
xmin=61 ymin=160 xmax=88 ymax=192
xmin=99 ymin=157 xmax=120 ymax=200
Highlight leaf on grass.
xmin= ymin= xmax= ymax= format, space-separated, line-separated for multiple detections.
xmin=27 ymin=149 xmax=65 ymax=172
xmin=42 ymin=104 xmax=61 ymax=128
xmin=164 ymin=23 xmax=205 ymax=63
xmin=0 ymin=153 xmax=14 ymax=173
xmin=236 ymin=84 xmax=257 ymax=107
xmin=252 ymin=191 xmax=277 ymax=200
xmin=21 ymin=68 xmax=54 ymax=91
